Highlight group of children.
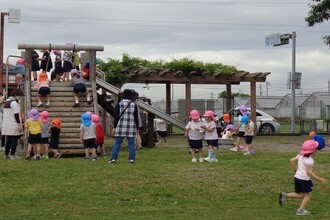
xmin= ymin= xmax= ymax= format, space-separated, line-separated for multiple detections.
xmin=185 ymin=105 xmax=256 ymax=163
xmin=24 ymin=109 xmax=105 ymax=160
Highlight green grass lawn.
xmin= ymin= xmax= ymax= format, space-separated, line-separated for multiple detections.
xmin=1 ymin=136 xmax=330 ymax=220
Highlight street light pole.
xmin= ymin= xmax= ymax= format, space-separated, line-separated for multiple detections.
xmin=291 ymin=32 xmax=296 ymax=133
xmin=0 ymin=12 xmax=9 ymax=93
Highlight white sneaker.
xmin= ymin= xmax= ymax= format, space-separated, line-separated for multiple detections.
xmin=243 ymin=151 xmax=252 ymax=156
xmin=230 ymin=146 xmax=238 ymax=152
xmin=37 ymin=101 xmax=43 ymax=107
xmin=203 ymin=157 xmax=211 ymax=162
xmin=9 ymin=155 xmax=21 ymax=160
xmin=211 ymin=158 xmax=218 ymax=162
xmin=192 ymin=158 xmax=197 ymax=162
xmin=296 ymin=209 xmax=311 ymax=216
xmin=199 ymin=158 xmax=204 ymax=162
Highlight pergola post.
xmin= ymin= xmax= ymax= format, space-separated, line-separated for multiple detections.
xmin=185 ymin=82 xmax=191 ymax=121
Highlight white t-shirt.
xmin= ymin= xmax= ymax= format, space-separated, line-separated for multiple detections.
xmin=154 ymin=118 xmax=167 ymax=132
xmin=202 ymin=121 xmax=218 ymax=140
xmin=294 ymin=154 xmax=314 ymax=181
xmin=186 ymin=121 xmax=203 ymax=140
xmin=245 ymin=121 xmax=255 ymax=136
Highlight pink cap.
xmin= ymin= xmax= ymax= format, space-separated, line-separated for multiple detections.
xmin=16 ymin=58 xmax=25 ymax=65
xmin=189 ymin=110 xmax=200 ymax=120
xmin=300 ymin=140 xmax=318 ymax=155
xmin=203 ymin=110 xmax=215 ymax=121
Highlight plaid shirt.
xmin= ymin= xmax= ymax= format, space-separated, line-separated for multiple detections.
xmin=114 ymin=99 xmax=139 ymax=137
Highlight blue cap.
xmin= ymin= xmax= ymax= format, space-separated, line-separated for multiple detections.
xmin=241 ymin=115 xmax=250 ymax=124
xmin=313 ymin=135 xmax=326 ymax=150
xmin=81 ymin=113 xmax=91 ymax=126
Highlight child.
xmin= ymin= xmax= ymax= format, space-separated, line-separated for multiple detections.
xmin=230 ymin=106 xmax=248 ymax=152
xmin=40 ymin=111 xmax=50 ymax=159
xmin=185 ymin=110 xmax=204 ymax=162
xmin=221 ymin=124 xmax=236 ymax=140
xmin=49 ymin=119 xmax=62 ymax=158
xmin=243 ymin=116 xmax=256 ymax=156
xmin=70 ymin=69 xmax=92 ymax=107
xmin=62 ymin=43 xmax=73 ymax=81
xmin=52 ymin=50 xmax=63 ymax=81
xmin=25 ymin=109 xmax=42 ymax=160
xmin=201 ymin=110 xmax=219 ymax=162
xmin=35 ymin=72 xmax=51 ymax=108
xmin=91 ymin=114 xmax=106 ymax=156
xmin=278 ymin=140 xmax=326 ymax=216
xmin=80 ymin=113 xmax=97 ymax=160
xmin=154 ymin=117 xmax=168 ymax=147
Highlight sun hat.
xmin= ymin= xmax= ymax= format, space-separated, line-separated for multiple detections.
xmin=70 ymin=69 xmax=79 ymax=76
xmin=241 ymin=115 xmax=250 ymax=124
xmin=300 ymin=140 xmax=319 ymax=155
xmin=81 ymin=113 xmax=91 ymax=127
xmin=190 ymin=110 xmax=200 ymax=120
xmin=40 ymin=111 xmax=49 ymax=123
xmin=313 ymin=135 xmax=326 ymax=150
xmin=51 ymin=119 xmax=61 ymax=129
xmin=29 ymin=108 xmax=39 ymax=121
xmin=224 ymin=124 xmax=235 ymax=131
xmin=38 ymin=72 xmax=48 ymax=82
xmin=239 ymin=105 xmax=248 ymax=116
xmin=16 ymin=58 xmax=25 ymax=65
xmin=309 ymin=131 xmax=316 ymax=138
xmin=223 ymin=113 xmax=230 ymax=123
xmin=203 ymin=110 xmax=215 ymax=121
xmin=54 ymin=50 xmax=62 ymax=55
xmin=91 ymin=114 xmax=100 ymax=124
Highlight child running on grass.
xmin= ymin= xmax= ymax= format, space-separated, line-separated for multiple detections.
xmin=49 ymin=119 xmax=62 ymax=158
xmin=278 ymin=139 xmax=327 ymax=216
xmin=185 ymin=110 xmax=204 ymax=163
xmin=201 ymin=110 xmax=218 ymax=162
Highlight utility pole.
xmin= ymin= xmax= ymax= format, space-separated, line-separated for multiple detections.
xmin=266 ymin=81 xmax=271 ymax=96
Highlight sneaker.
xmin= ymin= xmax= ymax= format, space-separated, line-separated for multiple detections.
xmin=36 ymin=155 xmax=41 ymax=160
xmin=129 ymin=160 xmax=135 ymax=163
xmin=37 ymin=102 xmax=43 ymax=107
xmin=45 ymin=102 xmax=50 ymax=108
xmin=203 ymin=157 xmax=211 ymax=162
xmin=192 ymin=158 xmax=197 ymax=162
xmin=9 ymin=155 xmax=21 ymax=160
xmin=4 ymin=155 xmax=10 ymax=159
xmin=42 ymin=155 xmax=49 ymax=159
xmin=87 ymin=100 xmax=91 ymax=104
xmin=91 ymin=156 xmax=98 ymax=161
xmin=278 ymin=192 xmax=287 ymax=206
xmin=296 ymin=209 xmax=311 ymax=216
xmin=250 ymin=150 xmax=256 ymax=154
xmin=109 ymin=159 xmax=116 ymax=164
xmin=54 ymin=152 xmax=62 ymax=159
xmin=25 ymin=155 xmax=31 ymax=160
xmin=210 ymin=158 xmax=218 ymax=162
xmin=73 ymin=103 xmax=79 ymax=107
xmin=243 ymin=151 xmax=252 ymax=156
xmin=0 ymin=147 xmax=4 ymax=151
xmin=83 ymin=156 xmax=91 ymax=160
xmin=241 ymin=146 xmax=249 ymax=152
xmin=199 ymin=158 xmax=204 ymax=162
xmin=230 ymin=146 xmax=238 ymax=152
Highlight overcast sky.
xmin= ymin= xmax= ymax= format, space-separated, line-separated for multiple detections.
xmin=2 ymin=0 xmax=330 ymax=101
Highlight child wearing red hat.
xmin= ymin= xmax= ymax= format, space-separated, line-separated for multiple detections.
xmin=278 ymin=140 xmax=327 ymax=216
xmin=49 ymin=119 xmax=62 ymax=158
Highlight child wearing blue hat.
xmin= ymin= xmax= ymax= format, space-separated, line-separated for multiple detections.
xmin=242 ymin=115 xmax=255 ymax=156
xmin=80 ymin=113 xmax=97 ymax=160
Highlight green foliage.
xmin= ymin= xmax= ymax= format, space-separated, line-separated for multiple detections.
xmin=306 ymin=0 xmax=330 ymax=46
xmin=98 ymin=54 xmax=240 ymax=87
xmin=218 ymin=90 xmax=250 ymax=98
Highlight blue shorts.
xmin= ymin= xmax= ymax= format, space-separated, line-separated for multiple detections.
xmin=245 ymin=135 xmax=253 ymax=144
xmin=38 ymin=87 xmax=50 ymax=95
xmin=73 ymin=83 xmax=86 ymax=94
xmin=41 ymin=137 xmax=49 ymax=144
xmin=294 ymin=177 xmax=313 ymax=193
xmin=28 ymin=133 xmax=41 ymax=144
xmin=188 ymin=139 xmax=203 ymax=149
xmin=83 ymin=138 xmax=96 ymax=149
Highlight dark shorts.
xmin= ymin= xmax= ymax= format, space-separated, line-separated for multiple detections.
xmin=63 ymin=61 xmax=73 ymax=72
xmin=73 ymin=83 xmax=87 ymax=94
xmin=28 ymin=133 xmax=41 ymax=144
xmin=95 ymin=143 xmax=103 ymax=148
xmin=206 ymin=139 xmax=218 ymax=147
xmin=245 ymin=135 xmax=253 ymax=144
xmin=41 ymin=137 xmax=49 ymax=144
xmin=157 ymin=131 xmax=167 ymax=138
xmin=83 ymin=138 xmax=96 ymax=149
xmin=38 ymin=87 xmax=50 ymax=95
xmin=50 ymin=139 xmax=59 ymax=149
xmin=294 ymin=177 xmax=313 ymax=193
xmin=237 ymin=131 xmax=245 ymax=137
xmin=189 ymin=139 xmax=203 ymax=149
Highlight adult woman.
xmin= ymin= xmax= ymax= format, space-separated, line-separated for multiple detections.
xmin=2 ymin=89 xmax=24 ymax=159
xmin=109 ymin=89 xmax=139 ymax=164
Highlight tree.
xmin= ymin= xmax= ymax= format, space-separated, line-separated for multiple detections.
xmin=305 ymin=0 xmax=330 ymax=47
xmin=218 ymin=91 xmax=249 ymax=98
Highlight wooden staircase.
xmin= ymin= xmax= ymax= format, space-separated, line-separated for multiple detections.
xmin=30 ymin=81 xmax=96 ymax=155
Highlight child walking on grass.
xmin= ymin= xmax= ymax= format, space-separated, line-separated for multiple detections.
xmin=50 ymin=119 xmax=62 ymax=158
xmin=25 ymin=109 xmax=42 ymax=160
xmin=91 ymin=114 xmax=106 ymax=156
xmin=278 ymin=140 xmax=327 ymax=216
xmin=242 ymin=116 xmax=256 ymax=156
xmin=201 ymin=110 xmax=218 ymax=162
xmin=40 ymin=111 xmax=50 ymax=159
xmin=185 ymin=110 xmax=204 ymax=163
xmin=80 ymin=113 xmax=97 ymax=160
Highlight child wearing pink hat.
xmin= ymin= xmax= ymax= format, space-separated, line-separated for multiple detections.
xmin=40 ymin=111 xmax=51 ymax=159
xmin=185 ymin=110 xmax=204 ymax=162
xmin=201 ymin=110 xmax=219 ymax=162
xmin=25 ymin=109 xmax=43 ymax=160
xmin=278 ymin=140 xmax=327 ymax=216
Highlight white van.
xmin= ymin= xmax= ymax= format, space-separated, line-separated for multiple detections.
xmin=215 ymin=107 xmax=281 ymax=134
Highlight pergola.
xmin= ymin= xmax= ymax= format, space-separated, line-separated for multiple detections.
xmin=124 ymin=67 xmax=270 ymax=129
